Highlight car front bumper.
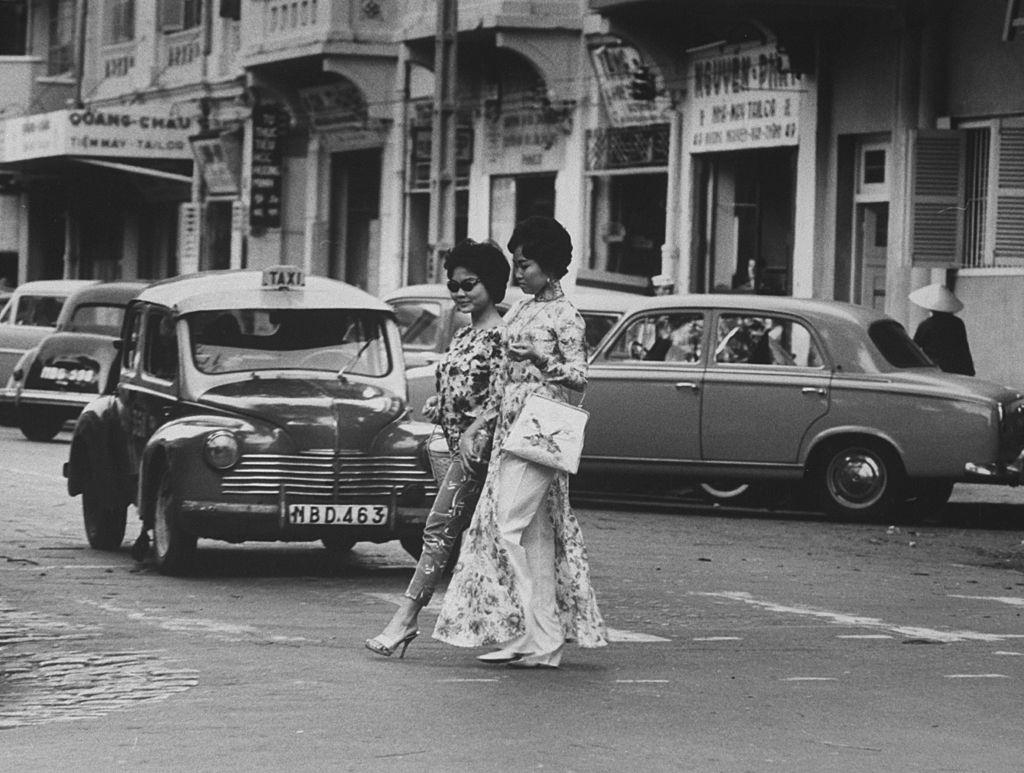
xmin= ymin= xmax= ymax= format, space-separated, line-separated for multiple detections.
xmin=178 ymin=496 xmax=432 ymax=542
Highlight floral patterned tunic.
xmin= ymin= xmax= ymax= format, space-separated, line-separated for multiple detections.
xmin=436 ymin=325 xmax=506 ymax=454
xmin=434 ymin=285 xmax=608 ymax=649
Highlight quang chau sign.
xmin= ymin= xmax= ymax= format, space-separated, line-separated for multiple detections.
xmin=687 ymin=43 xmax=801 ymax=154
xmin=0 ymin=108 xmax=194 ymax=163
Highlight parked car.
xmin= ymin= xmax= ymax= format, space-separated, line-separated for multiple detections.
xmin=63 ymin=267 xmax=438 ymax=574
xmin=394 ymin=283 xmax=633 ymax=417
xmin=1 ymin=281 xmax=149 ymax=441
xmin=0 ymin=280 xmax=98 ymax=420
xmin=579 ymin=293 xmax=1024 ymax=519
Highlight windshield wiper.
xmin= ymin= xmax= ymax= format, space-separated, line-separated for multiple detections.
xmin=336 ymin=339 xmax=375 ymax=382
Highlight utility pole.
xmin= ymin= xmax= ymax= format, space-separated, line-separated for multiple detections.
xmin=427 ymin=0 xmax=458 ymax=281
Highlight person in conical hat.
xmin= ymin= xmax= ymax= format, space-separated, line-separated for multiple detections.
xmin=908 ymin=283 xmax=975 ymax=376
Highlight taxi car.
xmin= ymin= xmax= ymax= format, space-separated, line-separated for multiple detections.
xmin=2 ymin=281 xmax=148 ymax=440
xmin=396 ymin=284 xmax=633 ymax=418
xmin=63 ymin=267 xmax=438 ymax=574
xmin=0 ymin=279 xmax=98 ymax=414
xmin=581 ymin=294 xmax=1024 ymax=519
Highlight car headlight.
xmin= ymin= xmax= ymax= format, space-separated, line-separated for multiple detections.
xmin=204 ymin=430 xmax=240 ymax=470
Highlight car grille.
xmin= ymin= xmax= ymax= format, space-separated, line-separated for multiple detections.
xmin=220 ymin=451 xmax=438 ymax=499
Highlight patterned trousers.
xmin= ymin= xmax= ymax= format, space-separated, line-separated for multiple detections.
xmin=404 ymin=455 xmax=485 ymax=605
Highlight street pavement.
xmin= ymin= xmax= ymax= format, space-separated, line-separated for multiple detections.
xmin=1 ymin=426 xmax=1022 ymax=772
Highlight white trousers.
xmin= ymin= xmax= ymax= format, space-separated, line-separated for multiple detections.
xmin=494 ymin=453 xmax=563 ymax=661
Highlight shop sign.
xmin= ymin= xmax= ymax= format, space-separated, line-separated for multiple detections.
xmin=0 ymin=108 xmax=194 ymax=162
xmin=687 ymin=43 xmax=801 ymax=153
xmin=484 ymin=108 xmax=561 ymax=170
xmin=249 ymin=103 xmax=284 ymax=231
xmin=297 ymin=83 xmax=368 ymax=130
xmin=589 ymin=44 xmax=671 ymax=128
xmin=190 ymin=131 xmax=241 ymax=195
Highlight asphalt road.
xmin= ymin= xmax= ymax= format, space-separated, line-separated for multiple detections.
xmin=1 ymin=425 xmax=1023 ymax=772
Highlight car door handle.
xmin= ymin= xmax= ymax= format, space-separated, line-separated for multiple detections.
xmin=675 ymin=381 xmax=700 ymax=392
xmin=801 ymin=387 xmax=827 ymax=396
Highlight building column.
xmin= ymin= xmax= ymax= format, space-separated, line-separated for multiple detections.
xmin=303 ymin=132 xmax=328 ymax=277
xmin=791 ymin=70 xmax=820 ymax=299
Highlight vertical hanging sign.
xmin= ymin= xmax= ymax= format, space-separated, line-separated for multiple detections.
xmin=249 ymin=104 xmax=283 ymax=230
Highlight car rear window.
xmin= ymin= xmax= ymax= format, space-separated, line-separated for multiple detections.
xmin=67 ymin=303 xmax=126 ymax=336
xmin=14 ymin=295 xmax=65 ymax=327
xmin=868 ymin=319 xmax=932 ymax=368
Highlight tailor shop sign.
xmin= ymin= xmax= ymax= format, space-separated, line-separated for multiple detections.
xmin=0 ymin=108 xmax=193 ymax=162
xmin=687 ymin=43 xmax=801 ymax=153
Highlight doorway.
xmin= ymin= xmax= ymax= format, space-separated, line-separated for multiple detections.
xmin=489 ymin=173 xmax=555 ymax=247
xmin=853 ymin=202 xmax=888 ymax=309
xmin=329 ymin=149 xmax=381 ymax=289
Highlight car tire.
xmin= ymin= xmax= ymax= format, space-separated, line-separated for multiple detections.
xmin=814 ymin=439 xmax=902 ymax=520
xmin=153 ymin=469 xmax=197 ymax=576
xmin=321 ymin=534 xmax=357 ymax=557
xmin=82 ymin=475 xmax=127 ymax=551
xmin=18 ymin=409 xmax=65 ymax=442
xmin=698 ymin=481 xmax=753 ymax=503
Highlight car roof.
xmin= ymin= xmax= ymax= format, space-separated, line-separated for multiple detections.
xmin=55 ymin=281 xmax=151 ymax=327
xmin=139 ymin=270 xmax=392 ymax=315
xmin=9 ymin=279 xmax=99 ymax=296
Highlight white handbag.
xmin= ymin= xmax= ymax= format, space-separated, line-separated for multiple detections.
xmin=502 ymin=392 xmax=589 ymax=474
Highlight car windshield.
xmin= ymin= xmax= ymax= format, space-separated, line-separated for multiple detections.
xmin=391 ymin=300 xmax=442 ymax=349
xmin=12 ymin=294 xmax=65 ymax=327
xmin=66 ymin=303 xmax=126 ymax=336
xmin=187 ymin=308 xmax=392 ymax=377
xmin=868 ymin=319 xmax=933 ymax=367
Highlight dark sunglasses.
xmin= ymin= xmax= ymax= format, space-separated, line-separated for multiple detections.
xmin=447 ymin=278 xmax=482 ymax=293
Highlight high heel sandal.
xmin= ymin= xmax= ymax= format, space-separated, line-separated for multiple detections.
xmin=365 ymin=630 xmax=419 ymax=658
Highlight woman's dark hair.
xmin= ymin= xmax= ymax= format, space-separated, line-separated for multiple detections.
xmin=507 ymin=216 xmax=573 ymax=279
xmin=444 ymin=239 xmax=511 ymax=303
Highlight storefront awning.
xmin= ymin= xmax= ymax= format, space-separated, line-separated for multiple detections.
xmin=70 ymin=158 xmax=191 ymax=184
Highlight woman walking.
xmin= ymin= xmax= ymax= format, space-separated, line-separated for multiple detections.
xmin=434 ymin=216 xmax=607 ymax=668
xmin=365 ymin=239 xmax=509 ymax=658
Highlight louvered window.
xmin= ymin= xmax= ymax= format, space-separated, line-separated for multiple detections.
xmin=909 ymin=130 xmax=964 ymax=267
xmin=993 ymin=123 xmax=1024 ymax=266
xmin=962 ymin=128 xmax=990 ymax=268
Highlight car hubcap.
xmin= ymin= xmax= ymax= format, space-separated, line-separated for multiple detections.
xmin=827 ymin=449 xmax=886 ymax=508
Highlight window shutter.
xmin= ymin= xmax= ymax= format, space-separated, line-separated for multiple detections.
xmin=909 ymin=129 xmax=964 ymax=268
xmin=993 ymin=121 xmax=1024 ymax=264
xmin=160 ymin=0 xmax=185 ymax=32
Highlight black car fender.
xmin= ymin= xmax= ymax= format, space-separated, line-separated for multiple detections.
xmin=65 ymin=395 xmax=133 ymax=507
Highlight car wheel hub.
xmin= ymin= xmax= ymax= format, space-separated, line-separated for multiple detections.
xmin=827 ymin=450 xmax=886 ymax=507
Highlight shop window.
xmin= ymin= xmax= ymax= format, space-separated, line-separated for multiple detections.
xmin=47 ymin=0 xmax=76 ymax=75
xmin=588 ymin=173 xmax=666 ymax=278
xmin=105 ymin=0 xmax=134 ymax=44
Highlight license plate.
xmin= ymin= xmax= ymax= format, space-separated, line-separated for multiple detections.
xmin=286 ymin=503 xmax=388 ymax=526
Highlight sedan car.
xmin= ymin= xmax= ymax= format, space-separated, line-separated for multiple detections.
xmin=2 ymin=281 xmax=148 ymax=440
xmin=0 ymin=279 xmax=98 ymax=416
xmin=396 ymin=283 xmax=633 ymax=418
xmin=64 ymin=267 xmax=438 ymax=574
xmin=579 ymin=294 xmax=1024 ymax=519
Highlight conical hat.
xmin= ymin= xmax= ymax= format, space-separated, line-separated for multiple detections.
xmin=908 ymin=283 xmax=963 ymax=313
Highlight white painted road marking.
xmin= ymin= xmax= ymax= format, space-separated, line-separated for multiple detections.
xmin=615 ymin=679 xmax=670 ymax=684
xmin=366 ymin=592 xmax=671 ymax=642
xmin=836 ymin=634 xmax=894 ymax=640
xmin=693 ymin=636 xmax=742 ymax=642
xmin=948 ymin=594 xmax=1024 ymax=608
xmin=782 ymin=677 xmax=838 ymax=682
xmin=944 ymin=674 xmax=1009 ymax=679
xmin=694 ymin=591 xmax=1024 ymax=643
xmin=994 ymin=651 xmax=1024 ymax=656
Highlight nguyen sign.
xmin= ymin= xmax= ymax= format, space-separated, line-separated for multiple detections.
xmin=686 ymin=43 xmax=801 ymax=153
xmin=0 ymin=108 xmax=194 ymax=162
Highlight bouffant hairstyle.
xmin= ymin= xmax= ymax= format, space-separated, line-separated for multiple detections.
xmin=444 ymin=239 xmax=511 ymax=303
xmin=506 ymin=216 xmax=573 ymax=280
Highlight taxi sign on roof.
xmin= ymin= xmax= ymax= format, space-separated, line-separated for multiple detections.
xmin=262 ymin=266 xmax=305 ymax=290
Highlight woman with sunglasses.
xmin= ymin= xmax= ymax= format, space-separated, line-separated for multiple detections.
xmin=366 ymin=239 xmax=509 ymax=658
xmin=434 ymin=216 xmax=607 ymax=669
